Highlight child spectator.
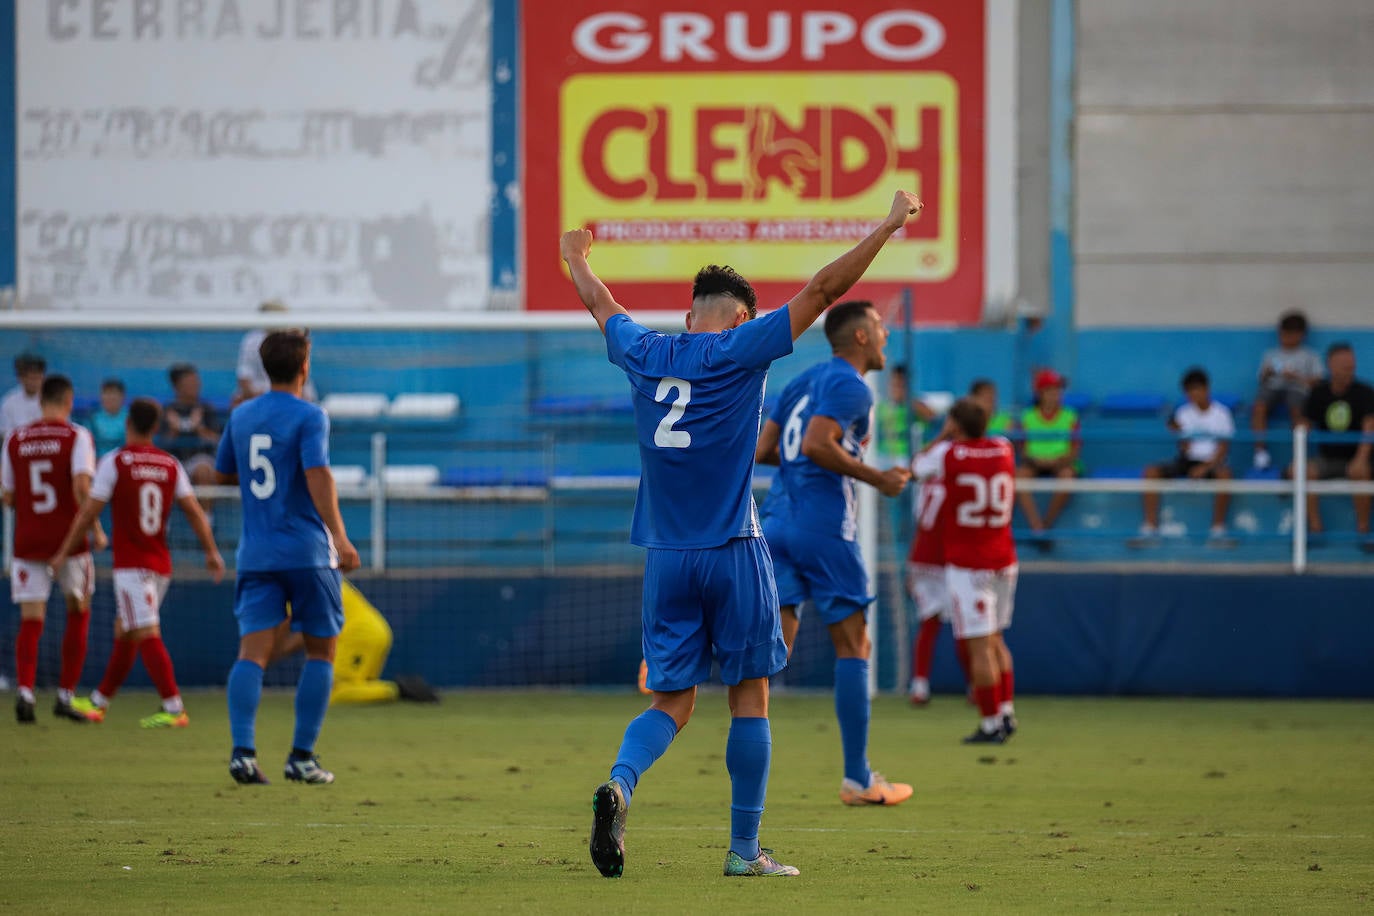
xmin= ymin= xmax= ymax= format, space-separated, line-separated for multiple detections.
xmin=1251 ymin=310 xmax=1322 ymax=470
xmin=89 ymin=378 xmax=128 ymax=457
xmin=1015 ymin=369 xmax=1081 ymax=539
xmin=1137 ymin=368 xmax=1235 ymax=545
xmin=0 ymin=352 xmax=46 ymax=437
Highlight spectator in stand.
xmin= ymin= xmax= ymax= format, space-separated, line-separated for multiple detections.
xmin=1136 ymin=368 xmax=1235 ymax=546
xmin=1296 ymin=343 xmax=1374 ymax=549
xmin=0 ymin=353 xmax=46 ymax=437
xmin=1251 ymin=310 xmax=1323 ymax=471
xmin=968 ymin=379 xmax=1012 ymax=437
xmin=236 ymin=301 xmax=317 ymax=404
xmin=88 ymin=379 xmax=128 ymax=457
xmin=159 ymin=363 xmax=221 ymax=488
xmin=876 ymin=365 xmax=938 ymax=467
xmin=1014 ymin=369 xmax=1081 ymax=541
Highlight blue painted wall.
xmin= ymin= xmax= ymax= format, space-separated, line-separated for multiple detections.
xmin=8 ymin=570 xmax=1369 ymax=697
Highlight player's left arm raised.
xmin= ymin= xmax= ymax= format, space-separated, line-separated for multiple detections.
xmin=561 ymin=229 xmax=629 ymax=335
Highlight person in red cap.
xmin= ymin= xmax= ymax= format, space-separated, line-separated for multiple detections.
xmin=1014 ymin=369 xmax=1081 ymax=542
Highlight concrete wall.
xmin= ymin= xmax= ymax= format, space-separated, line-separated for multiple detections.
xmin=1074 ymin=0 xmax=1374 ymax=328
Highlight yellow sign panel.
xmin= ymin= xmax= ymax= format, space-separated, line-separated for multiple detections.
xmin=560 ymin=72 xmax=960 ymax=282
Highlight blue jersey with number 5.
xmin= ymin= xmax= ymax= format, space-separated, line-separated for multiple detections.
xmin=215 ymin=391 xmax=337 ymax=571
xmin=606 ymin=307 xmax=794 ymax=549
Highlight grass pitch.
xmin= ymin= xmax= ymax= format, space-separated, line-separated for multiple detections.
xmin=3 ymin=690 xmax=1371 ymax=914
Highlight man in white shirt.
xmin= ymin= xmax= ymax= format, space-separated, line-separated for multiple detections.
xmin=0 ymin=353 xmax=46 ymax=438
xmin=1137 ymin=368 xmax=1235 ymax=544
xmin=235 ymin=302 xmax=316 ymax=404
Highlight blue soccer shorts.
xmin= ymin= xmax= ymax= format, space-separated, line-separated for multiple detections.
xmin=761 ymin=518 xmax=873 ymax=626
xmin=641 ymin=537 xmax=788 ymax=692
xmin=234 ymin=567 xmax=344 ymax=639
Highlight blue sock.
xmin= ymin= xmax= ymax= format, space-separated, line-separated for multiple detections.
xmin=292 ymin=659 xmax=334 ymax=754
xmin=227 ymin=659 xmax=264 ymax=753
xmin=726 ymin=716 xmax=771 ymax=861
xmin=608 ymin=708 xmax=678 ymax=805
xmin=834 ymin=658 xmax=872 ymax=787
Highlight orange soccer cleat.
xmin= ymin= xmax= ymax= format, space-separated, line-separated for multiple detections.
xmin=839 ymin=771 xmax=914 ymax=807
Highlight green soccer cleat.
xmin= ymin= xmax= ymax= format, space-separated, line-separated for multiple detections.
xmin=70 ymin=697 xmax=105 ymax=722
xmin=723 ymin=849 xmax=800 ymax=877
xmin=140 ymin=710 xmax=189 ymax=729
xmin=53 ymin=698 xmax=90 ymax=723
xmin=589 ymin=781 xmax=627 ymax=878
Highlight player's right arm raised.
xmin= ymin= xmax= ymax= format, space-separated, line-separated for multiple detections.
xmin=787 ymin=190 xmax=922 ymax=341
xmin=561 ymin=229 xmax=630 ymax=335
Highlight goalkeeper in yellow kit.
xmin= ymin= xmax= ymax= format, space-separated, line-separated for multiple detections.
xmin=272 ymin=579 xmax=426 ymax=704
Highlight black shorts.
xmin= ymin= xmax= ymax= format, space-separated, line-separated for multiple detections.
xmin=1313 ymin=453 xmax=1372 ymax=480
xmin=1154 ymin=456 xmax=1225 ymax=479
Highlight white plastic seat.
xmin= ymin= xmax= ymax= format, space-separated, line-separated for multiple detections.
xmin=329 ymin=465 xmax=368 ymax=487
xmin=387 ymin=392 xmax=460 ymax=419
xmin=381 ymin=465 xmax=440 ymax=487
xmin=321 ymin=392 xmax=389 ymax=419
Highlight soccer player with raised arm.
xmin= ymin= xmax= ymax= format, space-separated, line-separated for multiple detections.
xmin=2 ymin=375 xmax=106 ymax=724
xmin=913 ymin=399 xmax=1019 ymax=744
xmin=563 ymin=190 xmax=923 ymax=879
xmin=753 ymin=301 xmax=914 ymax=806
xmin=49 ymin=398 xmax=225 ymax=727
xmin=215 ymin=330 xmax=361 ymax=785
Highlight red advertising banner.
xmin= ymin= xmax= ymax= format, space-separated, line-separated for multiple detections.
xmin=523 ymin=3 xmax=985 ymax=322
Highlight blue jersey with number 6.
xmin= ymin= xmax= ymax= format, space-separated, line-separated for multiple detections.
xmin=606 ymin=307 xmax=794 ymax=549
xmin=215 ymin=390 xmax=337 ymax=571
xmin=775 ymin=357 xmax=872 ymax=542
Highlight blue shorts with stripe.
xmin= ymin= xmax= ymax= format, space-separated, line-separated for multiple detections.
xmin=641 ymin=536 xmax=788 ymax=692
xmin=234 ymin=567 xmax=344 ymax=639
xmin=761 ymin=517 xmax=872 ymax=625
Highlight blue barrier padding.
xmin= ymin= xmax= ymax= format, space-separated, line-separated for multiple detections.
xmin=1100 ymin=392 xmax=1168 ymax=416
xmin=1061 ymin=391 xmax=1093 ymax=412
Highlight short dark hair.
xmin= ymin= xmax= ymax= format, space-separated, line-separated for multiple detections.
xmin=1327 ymin=341 xmax=1354 ymax=359
xmin=691 ymin=265 xmax=757 ymax=319
xmin=1181 ymin=367 xmax=1209 ymax=390
xmin=969 ymin=378 xmax=996 ymax=397
xmin=260 ymin=329 xmax=311 ymax=384
xmin=889 ymin=364 xmax=909 ymax=380
xmin=14 ymin=352 xmax=45 ymax=375
xmin=127 ymin=398 xmax=161 ymax=436
xmin=824 ymin=300 xmax=875 ymax=349
xmin=948 ymin=397 xmax=988 ymax=439
xmin=1278 ymin=310 xmax=1308 ymax=334
xmin=168 ymin=363 xmax=198 ymax=387
xmin=100 ymin=378 xmax=125 ymax=394
xmin=40 ymin=374 xmax=73 ymax=405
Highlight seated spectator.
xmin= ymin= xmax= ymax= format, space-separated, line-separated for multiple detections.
xmin=1251 ymin=310 xmax=1322 ymax=470
xmin=88 ymin=378 xmax=128 ymax=457
xmin=0 ymin=352 xmax=46 ymax=437
xmin=1015 ymin=369 xmax=1081 ymax=538
xmin=875 ymin=364 xmax=938 ymax=468
xmin=968 ymin=379 xmax=1013 ymax=437
xmin=1295 ymin=343 xmax=1374 ymax=549
xmin=160 ymin=363 xmax=221 ymax=487
xmin=1137 ymin=368 xmax=1235 ymax=545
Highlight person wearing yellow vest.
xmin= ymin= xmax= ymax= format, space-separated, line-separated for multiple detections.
xmin=875 ymin=365 xmax=938 ymax=467
xmin=1016 ymin=370 xmax=1081 ymax=539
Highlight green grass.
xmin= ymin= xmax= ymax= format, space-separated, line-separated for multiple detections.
xmin=4 ymin=691 xmax=1372 ymax=914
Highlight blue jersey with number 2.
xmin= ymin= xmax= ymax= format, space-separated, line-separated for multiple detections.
xmin=215 ymin=390 xmax=337 ymax=571
xmin=607 ymin=307 xmax=794 ymax=549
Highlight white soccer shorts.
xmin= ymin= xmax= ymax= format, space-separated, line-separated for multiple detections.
xmin=10 ymin=554 xmax=95 ymax=604
xmin=113 ymin=569 xmax=171 ymax=631
xmin=907 ymin=562 xmax=950 ymax=623
xmin=945 ymin=563 xmax=1018 ymax=641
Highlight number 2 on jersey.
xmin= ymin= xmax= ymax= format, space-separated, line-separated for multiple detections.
xmin=249 ymin=434 xmax=276 ymax=499
xmin=955 ymin=472 xmax=1014 ymax=528
xmin=654 ymin=377 xmax=692 ymax=448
